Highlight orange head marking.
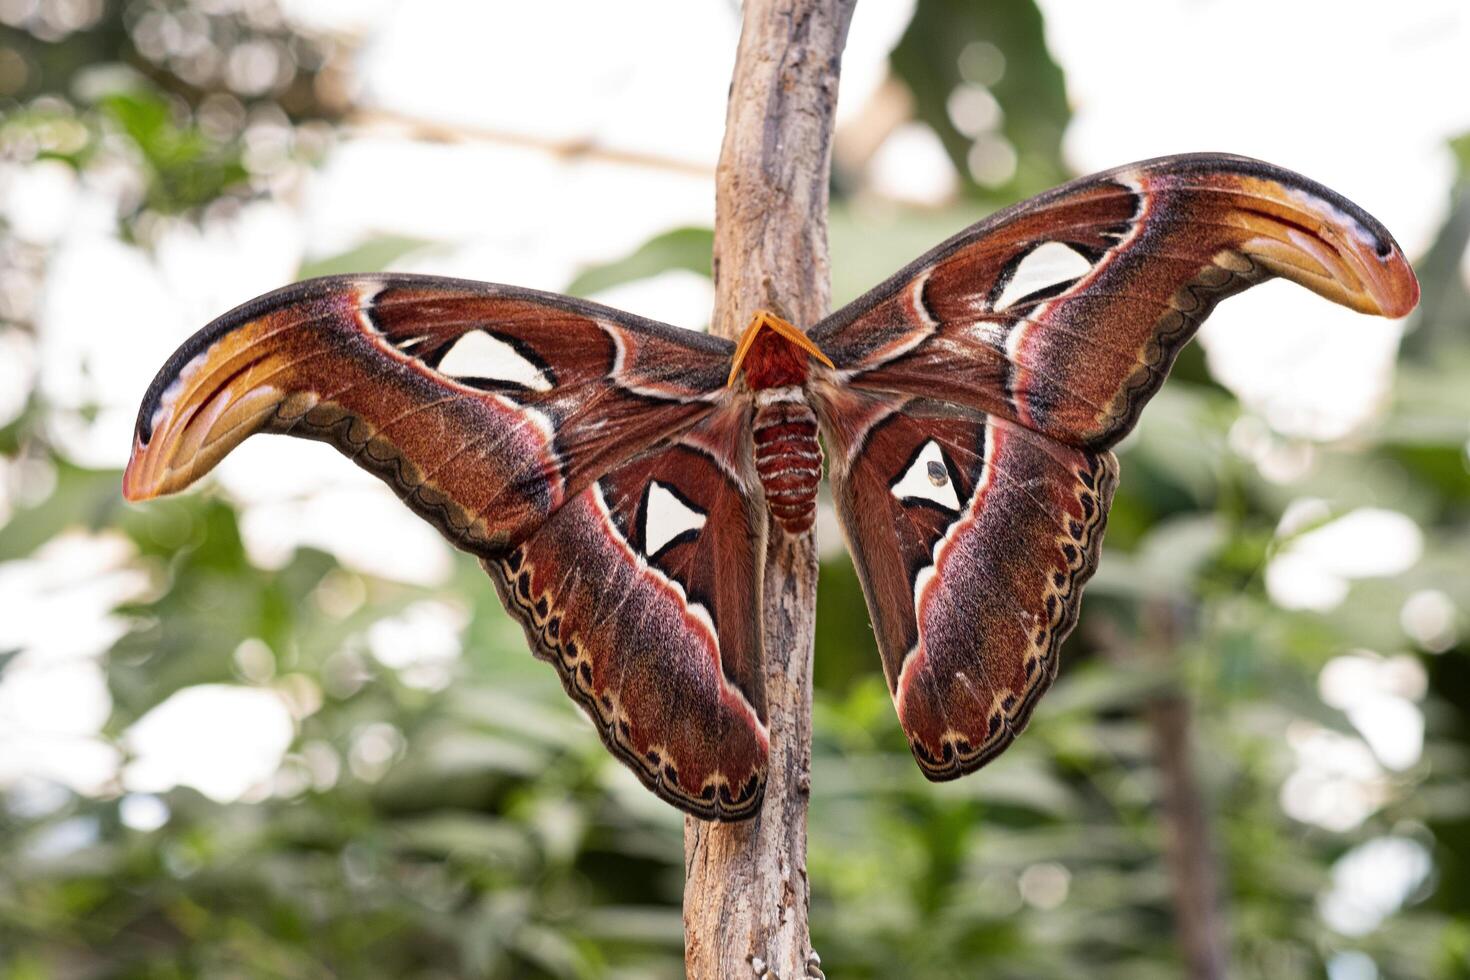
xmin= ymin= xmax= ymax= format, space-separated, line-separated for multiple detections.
xmin=726 ymin=311 xmax=835 ymax=389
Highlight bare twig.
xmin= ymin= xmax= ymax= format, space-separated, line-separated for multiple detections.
xmin=1143 ymin=601 xmax=1229 ymax=980
xmin=348 ymin=106 xmax=715 ymax=177
xmin=682 ymin=1 xmax=855 ymax=977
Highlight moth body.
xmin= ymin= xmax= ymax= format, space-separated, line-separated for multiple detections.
xmin=732 ymin=312 xmax=831 ymax=534
xmin=123 ymin=154 xmax=1420 ymax=821
xmin=752 ymin=393 xmax=821 ymax=533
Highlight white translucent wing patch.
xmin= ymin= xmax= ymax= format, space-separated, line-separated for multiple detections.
xmin=993 ymin=241 xmax=1094 ymax=313
xmin=891 ymin=440 xmax=960 ymax=511
xmin=644 ymin=480 xmax=707 ymax=556
xmin=436 ymin=330 xmax=552 ymax=392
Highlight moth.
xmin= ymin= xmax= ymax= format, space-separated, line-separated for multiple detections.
xmin=125 ymin=154 xmax=1418 ymax=820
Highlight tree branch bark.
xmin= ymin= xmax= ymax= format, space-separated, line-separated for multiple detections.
xmin=683 ymin=2 xmax=854 ymax=978
xmin=1142 ymin=601 xmax=1229 ymax=980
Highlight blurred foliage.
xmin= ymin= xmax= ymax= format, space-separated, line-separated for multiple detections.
xmin=100 ymin=88 xmax=249 ymax=214
xmin=1 ymin=0 xmax=341 ymax=232
xmin=891 ymin=0 xmax=1070 ymax=201
xmin=565 ymin=228 xmax=714 ymax=300
xmin=3 ymin=2 xmax=1470 ymax=979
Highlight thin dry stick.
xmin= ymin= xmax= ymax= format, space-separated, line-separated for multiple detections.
xmin=349 ymin=106 xmax=714 ymax=177
xmin=682 ymin=1 xmax=855 ymax=978
xmin=1143 ymin=601 xmax=1229 ymax=980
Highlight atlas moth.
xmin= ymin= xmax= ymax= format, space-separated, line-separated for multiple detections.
xmin=126 ymin=154 xmax=1418 ymax=820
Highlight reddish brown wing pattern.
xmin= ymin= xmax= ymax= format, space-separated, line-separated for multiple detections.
xmin=811 ymin=153 xmax=1419 ymax=450
xmin=489 ymin=403 xmax=768 ymax=818
xmin=124 ymin=154 xmax=1421 ymax=817
xmin=124 ymin=274 xmax=731 ymax=555
xmin=811 ymin=153 xmax=1416 ymax=781
xmin=123 ymin=274 xmax=773 ymax=818
xmin=815 ymin=384 xmax=1116 ymax=775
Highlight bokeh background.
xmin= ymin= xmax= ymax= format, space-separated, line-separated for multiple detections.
xmin=2 ymin=1 xmax=1469 ymax=977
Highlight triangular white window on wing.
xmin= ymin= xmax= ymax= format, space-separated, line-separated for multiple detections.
xmin=436 ymin=330 xmax=552 ymax=391
xmin=891 ymin=440 xmax=961 ymax=511
xmin=644 ymin=480 xmax=707 ymax=556
xmin=993 ymin=242 xmax=1094 ymax=313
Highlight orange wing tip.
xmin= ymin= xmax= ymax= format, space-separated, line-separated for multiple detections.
xmin=1231 ymin=174 xmax=1421 ymax=320
xmin=1246 ymin=228 xmax=1420 ymax=320
xmin=123 ymin=433 xmax=177 ymax=502
xmin=1358 ymin=244 xmax=1419 ymax=319
xmin=122 ymin=378 xmax=288 ymax=504
xmin=121 ymin=448 xmax=151 ymax=502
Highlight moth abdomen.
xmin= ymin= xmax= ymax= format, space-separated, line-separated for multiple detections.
xmin=753 ymin=390 xmax=822 ymax=534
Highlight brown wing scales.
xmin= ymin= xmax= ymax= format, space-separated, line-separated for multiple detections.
xmin=812 ymin=153 xmax=1418 ymax=450
xmin=812 ymin=153 xmax=1413 ymax=782
xmin=488 ymin=405 xmax=768 ymax=819
xmin=126 ymin=155 xmax=1419 ymax=815
xmin=125 ymin=275 xmax=730 ymax=556
xmin=816 ymin=383 xmax=1117 ymax=776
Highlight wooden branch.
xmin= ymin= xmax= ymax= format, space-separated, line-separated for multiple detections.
xmin=683 ymin=2 xmax=855 ymax=978
xmin=1143 ymin=602 xmax=1229 ymax=980
xmin=348 ymin=107 xmax=715 ymax=177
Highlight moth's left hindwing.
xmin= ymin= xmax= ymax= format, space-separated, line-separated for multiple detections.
xmin=124 ymin=274 xmax=769 ymax=818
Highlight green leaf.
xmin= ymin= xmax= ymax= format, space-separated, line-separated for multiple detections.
xmin=564 ymin=227 xmax=713 ymax=298
xmin=95 ymin=88 xmax=249 ymax=214
xmin=890 ymin=0 xmax=1070 ymax=199
xmin=298 ymin=236 xmax=438 ymax=279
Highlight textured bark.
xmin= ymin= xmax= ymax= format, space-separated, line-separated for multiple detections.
xmin=683 ymin=2 xmax=855 ymax=978
xmin=1143 ymin=602 xmax=1229 ymax=980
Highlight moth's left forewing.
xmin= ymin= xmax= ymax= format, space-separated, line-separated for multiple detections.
xmin=814 ymin=381 xmax=1117 ymax=778
xmin=125 ymin=275 xmax=733 ymax=555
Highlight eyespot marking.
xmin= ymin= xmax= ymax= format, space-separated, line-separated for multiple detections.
xmin=892 ymin=440 xmax=960 ymax=511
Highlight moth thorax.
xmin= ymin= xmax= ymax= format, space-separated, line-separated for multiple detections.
xmin=752 ymin=391 xmax=822 ymax=534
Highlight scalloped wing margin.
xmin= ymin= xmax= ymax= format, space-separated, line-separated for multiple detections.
xmin=810 ymin=153 xmax=1418 ymax=452
xmin=816 ymin=384 xmax=1117 ymax=778
xmin=487 ymin=403 xmax=769 ymax=819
